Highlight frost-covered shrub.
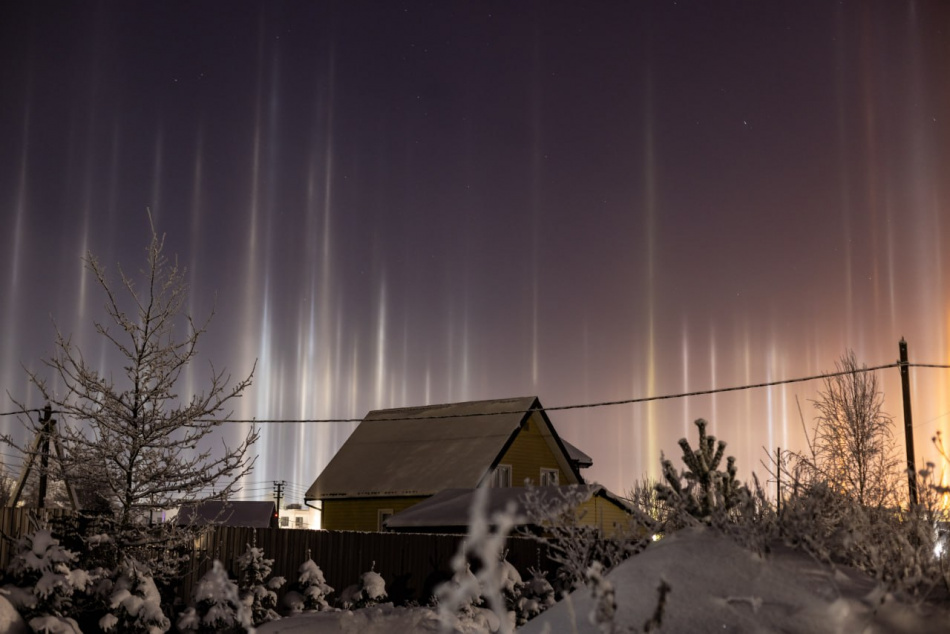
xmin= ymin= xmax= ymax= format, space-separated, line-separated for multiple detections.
xmin=235 ymin=542 xmax=285 ymax=625
xmin=512 ymin=567 xmax=555 ymax=626
xmin=2 ymin=529 xmax=89 ymax=634
xmin=521 ymin=484 xmax=648 ymax=595
xmin=584 ymin=561 xmax=616 ymax=634
xmin=777 ymin=466 xmax=950 ymax=601
xmin=98 ymin=557 xmax=170 ymax=633
xmin=339 ymin=562 xmax=387 ymax=609
xmin=177 ymin=560 xmax=253 ymax=634
xmin=282 ymin=550 xmax=333 ymax=614
xmin=436 ymin=485 xmax=521 ymax=634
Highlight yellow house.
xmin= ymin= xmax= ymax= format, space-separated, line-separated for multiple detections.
xmin=305 ymin=396 xmax=597 ymax=532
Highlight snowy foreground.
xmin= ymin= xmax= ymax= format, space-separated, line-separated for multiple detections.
xmin=260 ymin=527 xmax=949 ymax=634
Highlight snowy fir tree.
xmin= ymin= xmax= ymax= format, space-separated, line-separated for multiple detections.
xmin=339 ymin=562 xmax=387 ymax=609
xmin=283 ymin=549 xmax=333 ymax=613
xmin=177 ymin=560 xmax=253 ymax=634
xmin=97 ymin=557 xmax=170 ymax=633
xmin=1 ymin=529 xmax=89 ymax=634
xmin=235 ymin=540 xmax=285 ymax=625
xmin=656 ymin=418 xmax=747 ymax=523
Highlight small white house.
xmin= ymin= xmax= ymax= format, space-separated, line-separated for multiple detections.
xmin=278 ymin=503 xmax=319 ymax=530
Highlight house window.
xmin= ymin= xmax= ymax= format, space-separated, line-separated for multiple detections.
xmin=378 ymin=509 xmax=394 ymax=531
xmin=491 ymin=464 xmax=512 ymax=488
xmin=295 ymin=516 xmax=304 ymax=528
xmin=279 ymin=516 xmax=289 ymax=528
xmin=540 ymin=468 xmax=559 ymax=486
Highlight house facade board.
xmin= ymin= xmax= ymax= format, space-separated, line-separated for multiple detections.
xmin=491 ymin=410 xmax=578 ymax=488
xmin=575 ymin=494 xmax=632 ymax=536
xmin=321 ymin=496 xmax=427 ymax=532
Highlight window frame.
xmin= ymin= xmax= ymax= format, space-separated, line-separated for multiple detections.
xmin=378 ymin=508 xmax=394 ymax=531
xmin=540 ymin=468 xmax=559 ymax=486
xmin=491 ymin=464 xmax=513 ymax=488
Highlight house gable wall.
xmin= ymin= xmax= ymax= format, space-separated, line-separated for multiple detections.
xmin=576 ymin=495 xmax=632 ymax=536
xmin=322 ymin=496 xmax=427 ymax=532
xmin=498 ymin=411 xmax=579 ymax=487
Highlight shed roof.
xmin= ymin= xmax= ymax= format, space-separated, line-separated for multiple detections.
xmin=177 ymin=500 xmax=277 ymax=528
xmin=305 ymin=396 xmax=582 ymax=500
xmin=382 ymin=485 xmax=630 ymax=531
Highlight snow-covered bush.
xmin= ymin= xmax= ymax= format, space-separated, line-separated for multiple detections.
xmin=339 ymin=562 xmax=387 ymax=609
xmin=2 ymin=529 xmax=89 ymax=634
xmin=235 ymin=542 xmax=285 ymax=625
xmin=177 ymin=560 xmax=253 ymax=634
xmin=98 ymin=557 xmax=170 ymax=633
xmin=512 ymin=568 xmax=555 ymax=626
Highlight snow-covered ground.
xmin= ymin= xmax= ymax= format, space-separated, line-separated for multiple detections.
xmin=256 ymin=603 xmax=501 ymax=634
xmin=260 ymin=526 xmax=950 ymax=633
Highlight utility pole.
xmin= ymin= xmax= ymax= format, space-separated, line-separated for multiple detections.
xmin=899 ymin=338 xmax=918 ymax=506
xmin=36 ymin=405 xmax=53 ymax=509
xmin=273 ymin=480 xmax=285 ymax=517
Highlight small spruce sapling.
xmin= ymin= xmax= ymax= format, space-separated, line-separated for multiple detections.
xmin=339 ymin=562 xmax=387 ymax=609
xmin=656 ymin=418 xmax=746 ymax=523
xmin=284 ymin=549 xmax=333 ymax=613
xmin=235 ymin=540 xmax=285 ymax=625
xmin=177 ymin=560 xmax=253 ymax=634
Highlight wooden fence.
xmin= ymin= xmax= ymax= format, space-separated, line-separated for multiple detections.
xmin=0 ymin=508 xmax=553 ymax=606
xmin=185 ymin=526 xmax=552 ymax=605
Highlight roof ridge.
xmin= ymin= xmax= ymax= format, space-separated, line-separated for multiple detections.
xmin=365 ymin=395 xmax=538 ymax=417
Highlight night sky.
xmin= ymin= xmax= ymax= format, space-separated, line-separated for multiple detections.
xmin=2 ymin=1 xmax=949 ymax=508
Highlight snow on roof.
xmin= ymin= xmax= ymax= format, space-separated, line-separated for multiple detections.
xmin=383 ymin=485 xmax=625 ymax=530
xmin=306 ymin=396 xmax=572 ymax=500
xmin=561 ymin=438 xmax=593 ymax=468
xmin=177 ymin=500 xmax=277 ymax=528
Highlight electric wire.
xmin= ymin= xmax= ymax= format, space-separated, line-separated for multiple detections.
xmin=0 ymin=361 xmax=947 ymax=425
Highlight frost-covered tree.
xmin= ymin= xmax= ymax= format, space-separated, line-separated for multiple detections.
xmin=177 ymin=560 xmax=253 ymax=634
xmin=14 ymin=216 xmax=258 ymax=526
xmin=803 ymin=350 xmax=900 ymax=507
xmin=235 ymin=541 xmax=284 ymax=625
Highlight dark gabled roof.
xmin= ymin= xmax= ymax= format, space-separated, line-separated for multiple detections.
xmin=177 ymin=500 xmax=277 ymax=528
xmin=382 ymin=485 xmax=630 ymax=531
xmin=562 ymin=438 xmax=593 ymax=468
xmin=305 ymin=396 xmax=583 ymax=500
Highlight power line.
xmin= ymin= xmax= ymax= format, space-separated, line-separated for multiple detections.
xmin=197 ymin=361 xmax=908 ymax=424
xmin=2 ymin=360 xmax=948 ymax=425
